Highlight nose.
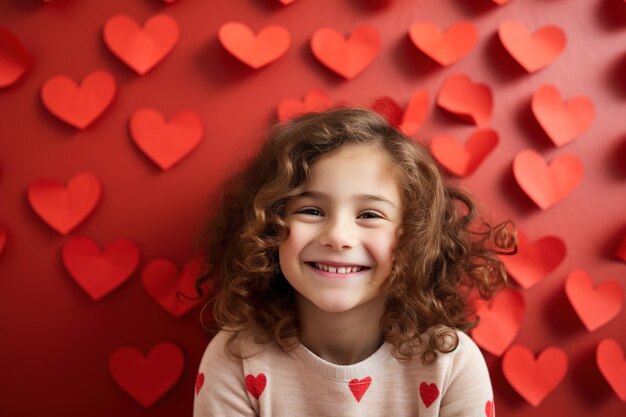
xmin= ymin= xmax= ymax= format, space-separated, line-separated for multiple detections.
xmin=318 ymin=214 xmax=358 ymax=251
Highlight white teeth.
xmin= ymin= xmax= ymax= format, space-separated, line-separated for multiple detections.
xmin=313 ymin=263 xmax=363 ymax=274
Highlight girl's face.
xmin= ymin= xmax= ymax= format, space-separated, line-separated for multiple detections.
xmin=278 ymin=144 xmax=403 ymax=314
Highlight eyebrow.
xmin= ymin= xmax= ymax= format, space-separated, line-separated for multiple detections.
xmin=293 ymin=190 xmax=398 ymax=209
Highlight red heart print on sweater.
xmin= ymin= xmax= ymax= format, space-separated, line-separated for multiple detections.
xmin=485 ymin=398 xmax=494 ymax=417
xmin=195 ymin=372 xmax=204 ymax=395
xmin=348 ymin=376 xmax=371 ymax=403
xmin=419 ymin=382 xmax=439 ymax=407
xmin=245 ymin=373 xmax=266 ymax=399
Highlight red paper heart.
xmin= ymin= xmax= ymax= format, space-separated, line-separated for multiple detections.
xmin=279 ymin=0 xmax=297 ymax=4
xmin=0 ymin=225 xmax=8 ymax=256
xmin=62 ymin=237 xmax=140 ymax=301
xmin=596 ymin=339 xmax=626 ymax=401
xmin=430 ymin=129 xmax=498 ymax=177
xmin=471 ymin=288 xmax=524 ymax=356
xmin=616 ymin=234 xmax=626 ymax=263
xmin=419 ymin=382 xmax=439 ymax=407
xmin=348 ymin=376 xmax=371 ymax=403
xmin=565 ymin=269 xmax=624 ymax=332
xmin=41 ymin=70 xmax=116 ymax=129
xmin=195 ymin=372 xmax=204 ymax=395
xmin=485 ymin=399 xmax=494 ymax=417
xmin=513 ymin=149 xmax=583 ymax=209
xmin=500 ymin=231 xmax=566 ymax=289
xmin=0 ymin=27 xmax=32 ymax=88
xmin=109 ymin=342 xmax=184 ymax=407
xmin=399 ymin=89 xmax=429 ymax=136
xmin=141 ymin=259 xmax=203 ymax=318
xmin=219 ymin=22 xmax=290 ymax=69
xmin=492 ymin=0 xmax=512 ymax=4
xmin=408 ymin=21 xmax=478 ymax=66
xmin=277 ymin=89 xmax=333 ymax=122
xmin=245 ymin=373 xmax=266 ymax=399
xmin=371 ymin=96 xmax=403 ymax=127
xmin=502 ymin=345 xmax=568 ymax=407
xmin=27 ymin=172 xmax=101 ymax=235
xmin=103 ymin=14 xmax=179 ymax=75
xmin=498 ymin=21 xmax=566 ymax=73
xmin=310 ymin=25 xmax=381 ymax=79
xmin=130 ymin=108 xmax=203 ymax=170
xmin=437 ymin=74 xmax=492 ymax=127
xmin=531 ymin=85 xmax=595 ymax=147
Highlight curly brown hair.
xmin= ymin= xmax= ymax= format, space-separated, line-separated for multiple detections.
xmin=194 ymin=108 xmax=516 ymax=365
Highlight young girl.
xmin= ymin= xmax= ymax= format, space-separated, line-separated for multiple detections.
xmin=193 ymin=108 xmax=514 ymax=416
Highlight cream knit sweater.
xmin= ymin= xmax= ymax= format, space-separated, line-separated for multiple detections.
xmin=194 ymin=328 xmax=494 ymax=417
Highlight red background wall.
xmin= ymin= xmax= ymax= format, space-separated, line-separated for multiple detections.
xmin=1 ymin=0 xmax=625 ymax=416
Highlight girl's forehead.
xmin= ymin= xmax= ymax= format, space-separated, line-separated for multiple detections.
xmin=307 ymin=145 xmax=402 ymax=197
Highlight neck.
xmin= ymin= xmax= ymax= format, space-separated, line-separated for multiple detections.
xmin=295 ymin=294 xmax=386 ymax=365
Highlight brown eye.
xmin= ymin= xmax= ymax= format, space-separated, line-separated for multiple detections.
xmin=299 ymin=208 xmax=323 ymax=216
xmin=358 ymin=211 xmax=382 ymax=219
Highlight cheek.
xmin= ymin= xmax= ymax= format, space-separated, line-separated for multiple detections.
xmin=368 ymin=230 xmax=398 ymax=266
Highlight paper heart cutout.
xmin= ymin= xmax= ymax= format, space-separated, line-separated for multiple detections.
xmin=500 ymin=231 xmax=566 ymax=289
xmin=195 ymin=372 xmax=204 ymax=395
xmin=471 ymin=288 xmax=524 ymax=356
xmin=437 ymin=74 xmax=492 ymax=127
xmin=531 ymin=85 xmax=595 ymax=147
xmin=109 ymin=342 xmax=184 ymax=407
xmin=104 ymin=14 xmax=179 ymax=75
xmin=41 ymin=70 xmax=116 ymax=129
xmin=310 ymin=25 xmax=381 ymax=79
xmin=27 ymin=172 xmax=101 ymax=235
xmin=277 ymin=89 xmax=333 ymax=122
xmin=498 ymin=21 xmax=566 ymax=73
xmin=245 ymin=373 xmax=266 ymax=399
xmin=419 ymin=382 xmax=439 ymax=407
xmin=596 ymin=339 xmax=626 ymax=401
xmin=279 ymin=0 xmax=297 ymax=4
xmin=62 ymin=237 xmax=140 ymax=301
xmin=513 ymin=149 xmax=583 ymax=209
xmin=408 ymin=21 xmax=478 ymax=66
xmin=130 ymin=108 xmax=203 ymax=170
xmin=219 ymin=22 xmax=290 ymax=69
xmin=399 ymin=89 xmax=429 ymax=136
xmin=162 ymin=0 xmax=178 ymax=3
xmin=565 ymin=269 xmax=624 ymax=332
xmin=502 ymin=345 xmax=568 ymax=407
xmin=348 ymin=377 xmax=371 ymax=403
xmin=616 ymin=234 xmax=626 ymax=263
xmin=141 ymin=259 xmax=203 ymax=318
xmin=492 ymin=0 xmax=512 ymax=4
xmin=371 ymin=96 xmax=403 ymax=127
xmin=0 ymin=225 xmax=8 ymax=256
xmin=0 ymin=27 xmax=32 ymax=88
xmin=430 ymin=129 xmax=498 ymax=177
xmin=485 ymin=399 xmax=494 ymax=417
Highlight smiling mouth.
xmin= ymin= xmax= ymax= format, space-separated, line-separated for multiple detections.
xmin=306 ymin=262 xmax=370 ymax=274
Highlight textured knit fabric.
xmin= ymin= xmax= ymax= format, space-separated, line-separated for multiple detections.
xmin=193 ymin=328 xmax=495 ymax=417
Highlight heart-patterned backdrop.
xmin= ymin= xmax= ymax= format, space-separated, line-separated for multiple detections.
xmin=1 ymin=0 xmax=625 ymax=416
